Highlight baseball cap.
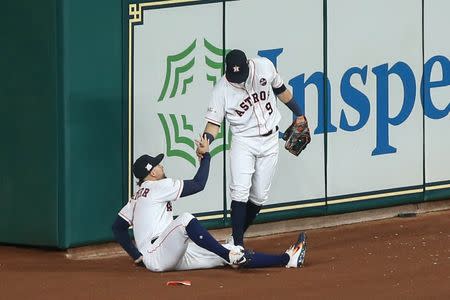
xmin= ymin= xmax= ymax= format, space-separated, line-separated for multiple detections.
xmin=132 ymin=153 xmax=164 ymax=179
xmin=225 ymin=49 xmax=249 ymax=83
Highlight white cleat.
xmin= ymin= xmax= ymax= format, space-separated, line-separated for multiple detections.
xmin=285 ymin=232 xmax=307 ymax=268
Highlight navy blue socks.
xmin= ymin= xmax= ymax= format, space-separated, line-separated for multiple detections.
xmin=186 ymin=218 xmax=230 ymax=262
xmin=245 ymin=252 xmax=290 ymax=268
xmin=231 ymin=201 xmax=247 ymax=246
xmin=231 ymin=201 xmax=261 ymax=246
xmin=243 ymin=201 xmax=261 ymax=233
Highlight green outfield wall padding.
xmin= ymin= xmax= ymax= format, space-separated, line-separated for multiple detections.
xmin=0 ymin=0 xmax=124 ymax=248
xmin=425 ymin=188 xmax=450 ymax=202
xmin=60 ymin=0 xmax=124 ymax=248
xmin=0 ymin=1 xmax=60 ymax=246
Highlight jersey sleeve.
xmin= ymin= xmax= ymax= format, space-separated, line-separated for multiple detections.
xmin=266 ymin=58 xmax=284 ymax=89
xmin=118 ymin=199 xmax=136 ymax=225
xmin=205 ymin=88 xmax=225 ymax=126
xmin=153 ymin=178 xmax=184 ymax=202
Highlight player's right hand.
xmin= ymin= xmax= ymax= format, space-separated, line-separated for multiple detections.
xmin=195 ymin=134 xmax=210 ymax=159
xmin=294 ymin=115 xmax=307 ymax=126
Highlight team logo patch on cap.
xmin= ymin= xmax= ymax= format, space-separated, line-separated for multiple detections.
xmin=260 ymin=78 xmax=267 ymax=86
xmin=145 ymin=163 xmax=153 ymax=171
xmin=233 ymin=65 xmax=240 ymax=72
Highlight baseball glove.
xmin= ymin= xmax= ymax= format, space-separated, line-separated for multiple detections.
xmin=282 ymin=117 xmax=311 ymax=156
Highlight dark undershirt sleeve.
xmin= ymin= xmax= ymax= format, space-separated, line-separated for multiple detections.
xmin=111 ymin=216 xmax=142 ymax=261
xmin=181 ymin=153 xmax=211 ymax=197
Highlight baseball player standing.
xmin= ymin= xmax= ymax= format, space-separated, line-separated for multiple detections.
xmin=112 ymin=136 xmax=307 ymax=271
xmin=198 ymin=49 xmax=308 ymax=247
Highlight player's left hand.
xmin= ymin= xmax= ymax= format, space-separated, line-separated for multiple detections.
xmin=195 ymin=134 xmax=210 ymax=159
xmin=134 ymin=255 xmax=145 ymax=267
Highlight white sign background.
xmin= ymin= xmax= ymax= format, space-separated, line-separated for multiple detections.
xmin=133 ymin=3 xmax=225 ymax=214
xmin=327 ymin=0 xmax=423 ymax=197
xmin=424 ymin=0 xmax=450 ymax=184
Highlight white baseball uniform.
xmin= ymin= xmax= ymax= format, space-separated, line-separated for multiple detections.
xmin=205 ymin=57 xmax=283 ymax=205
xmin=118 ymin=178 xmax=232 ymax=272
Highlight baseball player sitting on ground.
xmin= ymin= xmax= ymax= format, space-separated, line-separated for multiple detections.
xmin=197 ymin=49 xmax=309 ymax=248
xmin=112 ymin=136 xmax=307 ymax=271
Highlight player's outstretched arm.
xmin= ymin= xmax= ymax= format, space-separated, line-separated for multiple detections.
xmin=111 ymin=216 xmax=144 ymax=266
xmin=181 ymin=135 xmax=211 ymax=197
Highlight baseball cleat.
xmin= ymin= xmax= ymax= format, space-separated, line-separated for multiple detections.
xmin=285 ymin=232 xmax=307 ymax=268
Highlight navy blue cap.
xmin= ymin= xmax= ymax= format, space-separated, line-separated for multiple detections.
xmin=132 ymin=153 xmax=164 ymax=179
xmin=225 ymin=49 xmax=249 ymax=83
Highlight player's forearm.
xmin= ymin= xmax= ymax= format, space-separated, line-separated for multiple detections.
xmin=278 ymin=89 xmax=304 ymax=116
xmin=111 ymin=216 xmax=142 ymax=261
xmin=203 ymin=122 xmax=220 ymax=142
xmin=277 ymin=88 xmax=293 ymax=104
xmin=181 ymin=152 xmax=211 ymax=197
xmin=192 ymin=152 xmax=211 ymax=186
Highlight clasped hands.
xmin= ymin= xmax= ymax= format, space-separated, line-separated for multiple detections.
xmin=195 ymin=134 xmax=210 ymax=160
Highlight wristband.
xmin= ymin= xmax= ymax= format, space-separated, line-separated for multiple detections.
xmin=203 ymin=132 xmax=215 ymax=143
xmin=285 ymin=98 xmax=303 ymax=116
xmin=273 ymin=84 xmax=287 ymax=95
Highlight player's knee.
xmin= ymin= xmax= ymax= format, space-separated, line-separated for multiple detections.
xmin=249 ymin=195 xmax=268 ymax=206
xmin=230 ymin=188 xmax=250 ymax=202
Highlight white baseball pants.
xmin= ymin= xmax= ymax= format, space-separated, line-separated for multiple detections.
xmin=143 ymin=213 xmax=231 ymax=272
xmin=229 ymin=132 xmax=279 ymax=205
